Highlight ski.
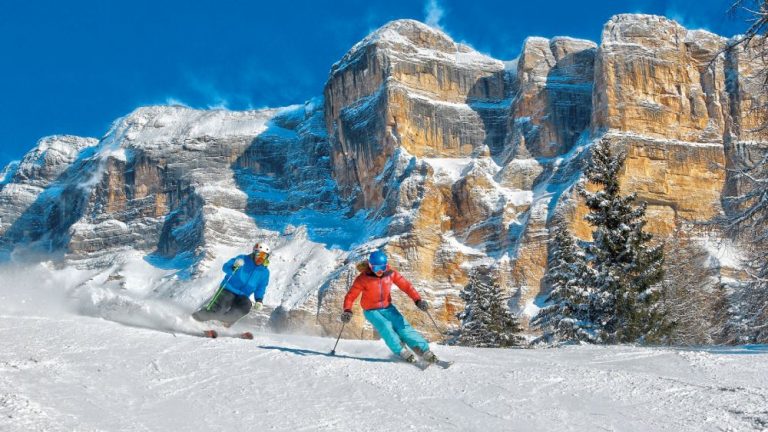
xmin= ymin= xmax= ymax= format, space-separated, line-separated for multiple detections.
xmin=417 ymin=359 xmax=454 ymax=370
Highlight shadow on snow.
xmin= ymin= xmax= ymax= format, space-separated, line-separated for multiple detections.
xmin=257 ymin=344 xmax=394 ymax=363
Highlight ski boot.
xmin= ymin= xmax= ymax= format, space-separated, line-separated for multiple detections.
xmin=422 ymin=350 xmax=438 ymax=364
xmin=413 ymin=347 xmax=439 ymax=364
xmin=399 ymin=349 xmax=417 ymax=363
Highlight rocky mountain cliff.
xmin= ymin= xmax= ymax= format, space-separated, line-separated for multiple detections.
xmin=1 ymin=15 xmax=766 ymax=341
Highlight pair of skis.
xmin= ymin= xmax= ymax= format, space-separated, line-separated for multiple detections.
xmin=407 ymin=358 xmax=454 ymax=370
xmin=202 ymin=329 xmax=254 ymax=339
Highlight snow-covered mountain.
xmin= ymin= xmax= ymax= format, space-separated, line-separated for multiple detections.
xmin=0 ymin=16 xmax=766 ymax=342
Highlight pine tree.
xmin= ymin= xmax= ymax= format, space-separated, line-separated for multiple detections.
xmin=456 ymin=267 xmax=524 ymax=348
xmin=579 ymin=139 xmax=671 ymax=344
xmin=532 ymin=218 xmax=597 ymax=343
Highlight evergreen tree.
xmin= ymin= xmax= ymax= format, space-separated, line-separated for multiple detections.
xmin=532 ymin=218 xmax=597 ymax=343
xmin=579 ymin=139 xmax=671 ymax=344
xmin=456 ymin=267 xmax=524 ymax=348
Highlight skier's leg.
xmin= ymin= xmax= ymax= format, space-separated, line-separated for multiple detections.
xmin=383 ymin=306 xmax=430 ymax=353
xmin=363 ymin=309 xmax=406 ymax=355
xmin=193 ymin=285 xmax=226 ymax=321
xmin=194 ymin=290 xmax=236 ymax=322
xmin=220 ymin=294 xmax=252 ymax=326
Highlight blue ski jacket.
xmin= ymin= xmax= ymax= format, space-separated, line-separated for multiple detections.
xmin=221 ymin=254 xmax=270 ymax=302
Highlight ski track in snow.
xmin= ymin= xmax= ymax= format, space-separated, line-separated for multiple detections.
xmin=2 ymin=305 xmax=768 ymax=432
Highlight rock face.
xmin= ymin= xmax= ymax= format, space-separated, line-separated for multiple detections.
xmin=595 ymin=16 xmax=722 ymax=141
xmin=509 ymin=36 xmax=597 ymax=159
xmin=0 ymin=15 xmax=766 ymax=342
xmin=324 ymin=20 xmax=511 ymax=209
xmin=588 ymin=15 xmax=767 ymax=234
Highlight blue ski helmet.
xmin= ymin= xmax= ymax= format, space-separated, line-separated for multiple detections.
xmin=368 ymin=250 xmax=388 ymax=273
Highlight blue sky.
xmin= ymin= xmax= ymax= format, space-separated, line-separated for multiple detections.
xmin=0 ymin=0 xmax=751 ymax=167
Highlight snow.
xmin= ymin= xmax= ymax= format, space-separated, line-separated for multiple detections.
xmin=8 ymin=136 xmax=98 ymax=191
xmin=254 ymin=209 xmax=371 ymax=252
xmin=99 ymin=105 xmax=277 ymax=154
xmin=23 ymin=136 xmax=97 ymax=164
xmin=521 ymin=298 xmax=542 ymax=318
xmin=91 ymin=218 xmax=129 ymax=232
xmin=340 ymin=85 xmax=386 ymax=120
xmin=685 ymin=29 xmax=726 ymax=44
xmin=422 ymin=157 xmax=472 ymax=183
xmin=1 ymin=273 xmax=767 ymax=432
xmin=503 ymin=58 xmax=519 ymax=74
xmin=523 ymin=36 xmax=550 ymax=46
xmin=502 ymin=189 xmax=534 ymax=206
xmin=99 ymin=146 xmax=128 ymax=162
xmin=550 ymin=36 xmax=598 ymax=47
xmin=699 ymin=236 xmax=744 ymax=269
xmin=454 ymin=157 xmax=536 ymax=212
xmin=0 ymin=161 xmax=19 ymax=184
xmin=602 ymin=129 xmax=724 ymax=149
xmin=441 ymin=231 xmax=483 ymax=256
xmin=332 ymin=19 xmax=503 ymax=74
xmin=392 ymin=83 xmax=511 ymax=112
xmin=258 ymin=225 xmax=346 ymax=309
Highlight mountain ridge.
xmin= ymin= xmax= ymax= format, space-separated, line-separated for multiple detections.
xmin=1 ymin=14 xmax=766 ymax=342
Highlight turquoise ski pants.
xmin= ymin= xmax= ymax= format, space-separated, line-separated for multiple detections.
xmin=364 ymin=305 xmax=430 ymax=354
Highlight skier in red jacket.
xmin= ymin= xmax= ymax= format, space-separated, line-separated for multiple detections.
xmin=341 ymin=250 xmax=439 ymax=364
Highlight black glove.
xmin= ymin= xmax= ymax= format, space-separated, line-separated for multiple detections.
xmin=416 ymin=299 xmax=429 ymax=311
xmin=340 ymin=310 xmax=352 ymax=323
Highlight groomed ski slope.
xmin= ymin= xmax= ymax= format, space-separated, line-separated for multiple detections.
xmin=2 ymin=304 xmax=768 ymax=432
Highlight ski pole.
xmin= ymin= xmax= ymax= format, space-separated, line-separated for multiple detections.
xmin=329 ymin=321 xmax=346 ymax=356
xmin=425 ymin=309 xmax=448 ymax=345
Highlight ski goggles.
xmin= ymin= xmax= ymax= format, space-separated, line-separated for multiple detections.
xmin=370 ymin=263 xmax=387 ymax=273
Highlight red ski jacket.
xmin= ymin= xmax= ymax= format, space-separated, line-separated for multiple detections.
xmin=343 ymin=263 xmax=421 ymax=311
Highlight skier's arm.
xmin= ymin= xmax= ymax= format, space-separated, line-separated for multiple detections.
xmin=252 ymin=269 xmax=270 ymax=303
xmin=343 ymin=277 xmax=365 ymax=311
xmin=222 ymin=256 xmax=239 ymax=275
xmin=392 ymin=270 xmax=421 ymax=303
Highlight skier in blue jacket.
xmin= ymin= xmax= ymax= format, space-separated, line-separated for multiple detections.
xmin=192 ymin=243 xmax=271 ymax=327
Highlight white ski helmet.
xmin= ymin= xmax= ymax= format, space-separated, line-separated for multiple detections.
xmin=253 ymin=243 xmax=271 ymax=254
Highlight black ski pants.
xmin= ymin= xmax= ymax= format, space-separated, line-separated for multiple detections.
xmin=192 ymin=288 xmax=252 ymax=326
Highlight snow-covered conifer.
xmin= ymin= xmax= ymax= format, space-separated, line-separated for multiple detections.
xmin=532 ymin=217 xmax=596 ymax=343
xmin=579 ymin=139 xmax=671 ymax=343
xmin=456 ymin=266 xmax=524 ymax=348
